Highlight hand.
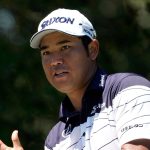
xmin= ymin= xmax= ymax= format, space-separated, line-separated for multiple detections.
xmin=121 ymin=139 xmax=150 ymax=150
xmin=121 ymin=143 xmax=149 ymax=150
xmin=0 ymin=130 xmax=24 ymax=150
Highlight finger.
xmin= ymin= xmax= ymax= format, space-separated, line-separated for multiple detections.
xmin=11 ymin=130 xmax=23 ymax=149
xmin=0 ymin=140 xmax=8 ymax=150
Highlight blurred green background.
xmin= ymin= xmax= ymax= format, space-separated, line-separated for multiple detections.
xmin=0 ymin=0 xmax=150 ymax=149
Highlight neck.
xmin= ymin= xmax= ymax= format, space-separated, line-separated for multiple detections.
xmin=67 ymin=65 xmax=97 ymax=111
xmin=67 ymin=87 xmax=86 ymax=111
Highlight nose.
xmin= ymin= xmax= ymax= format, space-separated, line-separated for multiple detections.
xmin=50 ymin=52 xmax=63 ymax=66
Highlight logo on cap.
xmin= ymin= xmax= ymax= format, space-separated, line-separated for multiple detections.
xmin=41 ymin=17 xmax=75 ymax=30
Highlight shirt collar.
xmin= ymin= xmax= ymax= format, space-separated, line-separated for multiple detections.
xmin=59 ymin=68 xmax=107 ymax=122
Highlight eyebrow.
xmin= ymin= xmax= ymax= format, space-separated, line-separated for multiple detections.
xmin=56 ymin=40 xmax=71 ymax=45
xmin=40 ymin=39 xmax=71 ymax=51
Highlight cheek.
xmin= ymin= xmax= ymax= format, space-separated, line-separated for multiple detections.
xmin=73 ymin=53 xmax=91 ymax=68
xmin=41 ymin=58 xmax=51 ymax=79
xmin=68 ymin=55 xmax=91 ymax=78
xmin=41 ymin=59 xmax=46 ymax=72
xmin=41 ymin=55 xmax=51 ymax=71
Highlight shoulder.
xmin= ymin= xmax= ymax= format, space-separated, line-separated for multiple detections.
xmin=103 ymin=73 xmax=150 ymax=100
xmin=106 ymin=73 xmax=149 ymax=88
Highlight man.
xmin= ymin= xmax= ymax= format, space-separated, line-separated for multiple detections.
xmin=0 ymin=8 xmax=150 ymax=150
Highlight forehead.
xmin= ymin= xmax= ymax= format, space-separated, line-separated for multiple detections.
xmin=40 ymin=31 xmax=81 ymax=47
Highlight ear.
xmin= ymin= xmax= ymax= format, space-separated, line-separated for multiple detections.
xmin=88 ymin=39 xmax=99 ymax=60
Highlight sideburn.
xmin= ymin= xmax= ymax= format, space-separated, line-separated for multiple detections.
xmin=80 ymin=36 xmax=92 ymax=56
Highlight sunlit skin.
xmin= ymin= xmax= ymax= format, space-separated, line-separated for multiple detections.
xmin=0 ymin=130 xmax=23 ymax=150
xmin=0 ymin=32 xmax=150 ymax=150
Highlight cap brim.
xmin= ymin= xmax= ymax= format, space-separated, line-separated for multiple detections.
xmin=30 ymin=28 xmax=91 ymax=49
xmin=30 ymin=29 xmax=57 ymax=49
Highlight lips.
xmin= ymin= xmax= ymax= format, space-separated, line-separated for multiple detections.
xmin=54 ymin=71 xmax=69 ymax=78
xmin=49 ymin=65 xmax=69 ymax=79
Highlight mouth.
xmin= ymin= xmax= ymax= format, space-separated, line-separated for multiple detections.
xmin=54 ymin=71 xmax=69 ymax=78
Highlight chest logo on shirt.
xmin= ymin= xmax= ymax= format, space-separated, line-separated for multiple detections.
xmin=91 ymin=103 xmax=105 ymax=115
xmin=62 ymin=124 xmax=72 ymax=138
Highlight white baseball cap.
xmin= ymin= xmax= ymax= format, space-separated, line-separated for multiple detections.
xmin=30 ymin=8 xmax=96 ymax=49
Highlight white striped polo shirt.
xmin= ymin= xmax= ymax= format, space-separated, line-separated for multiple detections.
xmin=44 ymin=68 xmax=150 ymax=150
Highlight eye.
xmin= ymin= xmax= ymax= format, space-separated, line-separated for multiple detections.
xmin=61 ymin=45 xmax=71 ymax=51
xmin=41 ymin=50 xmax=51 ymax=56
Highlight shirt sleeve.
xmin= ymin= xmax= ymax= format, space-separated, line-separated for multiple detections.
xmin=111 ymin=74 xmax=150 ymax=146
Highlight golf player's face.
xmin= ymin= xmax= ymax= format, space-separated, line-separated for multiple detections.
xmin=40 ymin=32 xmax=97 ymax=94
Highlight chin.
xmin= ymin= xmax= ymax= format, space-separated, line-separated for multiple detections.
xmin=54 ymin=85 xmax=73 ymax=94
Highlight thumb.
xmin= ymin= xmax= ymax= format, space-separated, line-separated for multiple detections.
xmin=11 ymin=130 xmax=23 ymax=149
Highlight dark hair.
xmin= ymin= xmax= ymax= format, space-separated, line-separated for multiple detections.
xmin=80 ymin=36 xmax=92 ymax=55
